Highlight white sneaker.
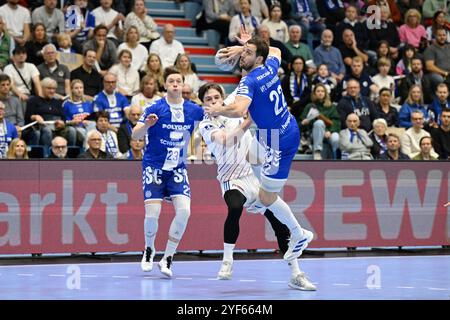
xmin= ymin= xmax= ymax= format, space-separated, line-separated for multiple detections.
xmin=217 ymin=260 xmax=233 ymax=280
xmin=313 ymin=151 xmax=322 ymax=160
xmin=284 ymin=229 xmax=314 ymax=261
xmin=288 ymin=272 xmax=317 ymax=291
xmin=158 ymin=256 xmax=173 ymax=278
xmin=141 ymin=247 xmax=154 ymax=272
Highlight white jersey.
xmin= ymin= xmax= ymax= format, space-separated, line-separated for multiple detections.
xmin=199 ymin=115 xmax=253 ymax=182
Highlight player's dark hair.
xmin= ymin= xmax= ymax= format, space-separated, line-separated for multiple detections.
xmin=163 ymin=67 xmax=185 ymax=83
xmin=247 ymin=37 xmax=269 ymax=63
xmin=198 ymin=83 xmax=224 ymax=102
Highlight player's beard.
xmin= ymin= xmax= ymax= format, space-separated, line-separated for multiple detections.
xmin=240 ymin=58 xmax=254 ymax=72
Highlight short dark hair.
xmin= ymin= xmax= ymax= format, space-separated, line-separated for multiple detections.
xmin=247 ymin=37 xmax=269 ymax=63
xmin=96 ymin=111 xmax=110 ymax=122
xmin=94 ymin=24 xmax=108 ymax=35
xmin=442 ymin=107 xmax=450 ymax=114
xmin=198 ymin=83 xmax=224 ymax=102
xmin=83 ymin=49 xmax=97 ymax=57
xmin=419 ymin=136 xmax=432 ymax=146
xmin=0 ymin=74 xmax=11 ymax=83
xmin=13 ymin=46 xmax=27 ymax=55
xmin=163 ymin=67 xmax=185 ymax=83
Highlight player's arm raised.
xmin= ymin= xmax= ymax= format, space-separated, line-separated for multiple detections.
xmin=132 ymin=114 xmax=158 ymax=139
xmin=205 ymin=95 xmax=251 ymax=118
xmin=211 ymin=114 xmax=253 ymax=145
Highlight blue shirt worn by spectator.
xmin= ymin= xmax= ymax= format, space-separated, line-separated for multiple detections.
xmin=314 ymin=44 xmax=345 ymax=76
xmin=93 ymin=91 xmax=130 ymax=127
xmin=398 ymin=102 xmax=429 ymax=129
xmin=63 ymin=99 xmax=94 ymax=125
xmin=0 ymin=118 xmax=18 ymax=158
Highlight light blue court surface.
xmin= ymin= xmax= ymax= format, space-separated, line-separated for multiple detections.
xmin=0 ymin=255 xmax=449 ymax=300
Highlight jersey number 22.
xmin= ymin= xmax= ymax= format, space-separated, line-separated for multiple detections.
xmin=269 ymin=85 xmax=287 ymax=116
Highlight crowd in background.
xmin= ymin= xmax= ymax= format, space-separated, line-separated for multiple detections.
xmin=0 ymin=0 xmax=449 ymax=161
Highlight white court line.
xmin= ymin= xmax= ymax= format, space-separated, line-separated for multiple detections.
xmin=81 ymin=275 xmax=98 ymax=278
xmin=1 ymin=255 xmax=449 ymax=269
xmin=396 ymin=286 xmax=414 ymax=289
xmin=49 ymin=274 xmax=65 ymax=277
xmin=270 ymin=281 xmax=285 ymax=283
xmin=112 ymin=276 xmax=129 ymax=279
xmin=143 ymin=276 xmax=159 ymax=279
xmin=207 ymin=278 xmax=218 ymax=281
xmin=176 ymin=277 xmax=192 ymax=280
xmin=428 ymin=287 xmax=450 ymax=291
xmin=17 ymin=273 xmax=34 ymax=276
xmin=239 ymin=279 xmax=256 ymax=282
xmin=333 ymin=283 xmax=351 ymax=286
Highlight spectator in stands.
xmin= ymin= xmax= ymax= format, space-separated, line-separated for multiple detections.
xmin=265 ymin=0 xmax=291 ymax=21
xmin=289 ymin=0 xmax=326 ymax=47
xmin=398 ymin=9 xmax=427 ymax=50
xmin=284 ymin=25 xmax=313 ymax=64
xmin=335 ymin=5 xmax=368 ymax=50
xmin=396 ymin=44 xmax=416 ymax=76
xmin=0 ymin=16 xmax=13 ymax=70
xmin=342 ymin=56 xmax=378 ymax=99
xmin=0 ymin=101 xmax=18 ymax=158
xmin=117 ymin=104 xmax=142 ymax=154
xmin=299 ymin=83 xmax=340 ymax=160
xmin=428 ymin=83 xmax=449 ymax=126
xmin=83 ymin=24 xmax=117 ymax=76
xmin=261 ymin=3 xmax=288 ymax=43
xmin=399 ymin=84 xmax=429 ymax=128
xmin=369 ymin=118 xmax=389 ymax=159
xmin=143 ymin=53 xmax=165 ymax=92
xmin=78 ymin=129 xmax=113 ymax=159
xmin=311 ymin=63 xmax=337 ymax=100
xmin=370 ymin=40 xmax=396 ymax=76
xmin=339 ymin=113 xmax=373 ymax=160
xmin=257 ymin=25 xmax=292 ymax=73
xmin=149 ymin=24 xmax=185 ymax=70
xmin=25 ymin=23 xmax=50 ymax=67
xmin=399 ymin=57 xmax=433 ymax=104
xmin=424 ymin=28 xmax=450 ymax=90
xmin=0 ymin=0 xmax=31 ymax=47
xmin=314 ymin=29 xmax=345 ymax=84
xmin=64 ymin=0 xmax=96 ymax=53
xmin=422 ymin=0 xmax=450 ymax=24
xmin=379 ymin=133 xmax=410 ymax=160
xmin=117 ymin=26 xmax=148 ymax=72
xmin=63 ymin=79 xmax=96 ymax=145
xmin=25 ymin=77 xmax=77 ymax=148
xmin=315 ymin=0 xmax=345 ymax=30
xmin=94 ymin=110 xmax=122 ymax=158
xmin=229 ymin=0 xmax=260 ymax=45
xmin=93 ymin=73 xmax=130 ymax=130
xmin=174 ymin=53 xmax=204 ymax=94
xmin=182 ymin=83 xmax=202 ymax=105
xmin=70 ymin=49 xmax=103 ymax=100
xmin=109 ymin=49 xmax=140 ymax=98
xmin=430 ymin=107 xmax=450 ymax=159
xmin=337 ymin=79 xmax=379 ymax=132
xmin=56 ymin=32 xmax=76 ymax=53
xmin=411 ymin=136 xmax=438 ymax=160
xmin=92 ymin=0 xmax=125 ymax=47
xmin=6 ymin=137 xmax=28 ymax=159
xmin=4 ymin=46 xmax=42 ymax=103
xmin=234 ymin=0 xmax=268 ymax=21
xmin=376 ymin=88 xmax=399 ymax=127
xmin=202 ymin=0 xmax=235 ymax=45
xmin=130 ymin=75 xmax=162 ymax=111
xmin=397 ymin=0 xmax=423 ymax=22
xmin=281 ymin=55 xmax=310 ymax=120
xmin=120 ymin=137 xmax=144 ymax=160
xmin=371 ymin=58 xmax=396 ymax=102
xmin=367 ymin=5 xmax=400 ymax=59
xmin=37 ymin=44 xmax=71 ymax=100
xmin=400 ymin=110 xmax=439 ymax=158
xmin=340 ymin=29 xmax=369 ymax=73
xmin=31 ymin=0 xmax=65 ymax=42
xmin=367 ymin=0 xmax=402 ymax=25
xmin=426 ymin=10 xmax=450 ymax=44
xmin=124 ymin=0 xmax=160 ymax=49
xmin=0 ymin=74 xmax=23 ymax=132
xmin=48 ymin=136 xmax=69 ymax=158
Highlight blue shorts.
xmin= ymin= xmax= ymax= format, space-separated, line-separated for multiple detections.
xmin=256 ymin=116 xmax=300 ymax=180
xmin=142 ymin=165 xmax=191 ymax=201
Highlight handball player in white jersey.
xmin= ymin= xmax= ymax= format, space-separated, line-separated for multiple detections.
xmin=205 ymin=26 xmax=314 ymax=267
xmin=199 ymin=83 xmax=316 ymax=290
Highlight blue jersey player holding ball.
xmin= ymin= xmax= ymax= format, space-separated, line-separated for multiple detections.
xmin=132 ymin=68 xmax=204 ymax=278
xmin=206 ymin=26 xmax=315 ymax=289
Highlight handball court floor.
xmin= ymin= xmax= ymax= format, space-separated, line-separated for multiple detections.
xmin=1 ymin=254 xmax=450 ymax=300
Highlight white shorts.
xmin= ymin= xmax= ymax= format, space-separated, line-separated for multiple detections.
xmin=220 ymin=174 xmax=260 ymax=209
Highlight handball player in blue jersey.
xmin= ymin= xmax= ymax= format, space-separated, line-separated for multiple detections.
xmin=205 ymin=26 xmax=314 ymax=263
xmin=132 ymin=68 xmax=204 ymax=278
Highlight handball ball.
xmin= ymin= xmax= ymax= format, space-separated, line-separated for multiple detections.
xmin=215 ymin=50 xmax=239 ymax=72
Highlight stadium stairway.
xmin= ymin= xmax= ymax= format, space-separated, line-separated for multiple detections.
xmin=145 ymin=0 xmax=239 ymax=94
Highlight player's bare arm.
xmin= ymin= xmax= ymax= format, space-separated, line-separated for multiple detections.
xmin=132 ymin=114 xmax=158 ymax=139
xmin=211 ymin=113 xmax=253 ymax=145
xmin=205 ymin=95 xmax=251 ymax=118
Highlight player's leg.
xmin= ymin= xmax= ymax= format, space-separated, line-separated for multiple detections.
xmin=158 ymin=168 xmax=191 ymax=278
xmin=218 ymin=189 xmax=247 ymax=280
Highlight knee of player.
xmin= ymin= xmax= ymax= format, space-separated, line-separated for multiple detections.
xmin=144 ymin=202 xmax=162 ymax=219
xmin=259 ymin=189 xmax=277 ymax=207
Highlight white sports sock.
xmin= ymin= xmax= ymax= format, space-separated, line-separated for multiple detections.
xmin=287 ymin=258 xmax=301 ymax=277
xmin=267 ymin=197 xmax=303 ymax=238
xmin=223 ymin=243 xmax=235 ymax=261
xmin=144 ymin=217 xmax=158 ymax=251
xmin=164 ymin=238 xmax=178 ymax=259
